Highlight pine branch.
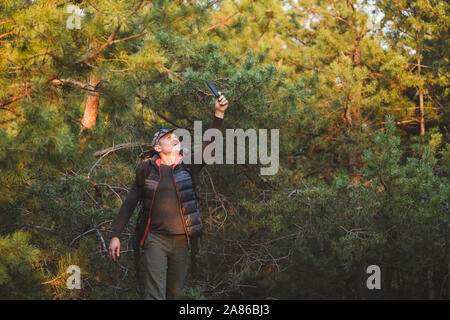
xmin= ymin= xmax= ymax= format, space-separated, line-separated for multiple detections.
xmin=69 ymin=0 xmax=146 ymax=67
xmin=136 ymin=93 xmax=185 ymax=129
xmin=0 ymin=87 xmax=33 ymax=108
xmin=49 ymin=78 xmax=100 ymax=92
xmin=111 ymin=31 xmax=146 ymax=44
xmin=204 ymin=11 xmax=241 ymax=32
xmin=251 ymin=9 xmax=273 ymax=52
xmin=0 ymin=30 xmax=14 ymax=40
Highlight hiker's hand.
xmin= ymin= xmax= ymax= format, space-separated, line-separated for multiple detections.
xmin=215 ymin=91 xmax=228 ymax=118
xmin=109 ymin=237 xmax=120 ymax=262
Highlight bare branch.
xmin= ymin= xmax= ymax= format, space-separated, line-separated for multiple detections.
xmin=93 ymin=142 xmax=153 ymax=158
xmin=49 ymin=78 xmax=100 ymax=92
xmin=69 ymin=220 xmax=113 ymax=247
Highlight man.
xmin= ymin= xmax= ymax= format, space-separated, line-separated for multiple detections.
xmin=109 ymin=91 xmax=228 ymax=300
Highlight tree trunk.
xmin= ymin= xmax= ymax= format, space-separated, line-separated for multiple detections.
xmin=80 ymin=71 xmax=101 ymax=151
xmin=418 ymin=58 xmax=425 ymax=135
xmin=427 ymin=265 xmax=435 ymax=299
xmin=348 ymin=148 xmax=358 ymax=175
xmin=447 ymin=221 xmax=450 ymax=299
xmin=81 ymin=72 xmax=101 ymax=130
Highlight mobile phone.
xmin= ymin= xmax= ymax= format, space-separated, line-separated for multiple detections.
xmin=205 ymin=80 xmax=220 ymax=98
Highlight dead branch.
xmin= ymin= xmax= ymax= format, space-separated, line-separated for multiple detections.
xmin=85 ymin=190 xmax=103 ymax=210
xmin=93 ymin=142 xmax=153 ymax=158
xmin=95 ymin=228 xmax=107 ymax=253
xmin=94 ymin=183 xmax=124 ymax=202
xmin=49 ymin=78 xmax=106 ymax=92
xmin=69 ymin=220 xmax=112 ymax=247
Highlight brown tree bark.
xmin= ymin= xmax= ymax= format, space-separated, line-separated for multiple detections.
xmin=81 ymin=72 xmax=101 ymax=130
xmin=447 ymin=221 xmax=450 ymax=299
xmin=427 ymin=265 xmax=435 ymax=299
xmin=80 ymin=70 xmax=101 ymax=151
xmin=418 ymin=58 xmax=425 ymax=135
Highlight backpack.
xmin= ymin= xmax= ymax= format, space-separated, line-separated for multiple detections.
xmin=132 ymin=152 xmax=155 ymax=296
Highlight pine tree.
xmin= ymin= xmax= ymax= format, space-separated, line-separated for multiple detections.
xmin=0 ymin=231 xmax=44 ymax=299
xmin=375 ymin=0 xmax=449 ymax=136
xmin=0 ymin=0 xmax=448 ymax=299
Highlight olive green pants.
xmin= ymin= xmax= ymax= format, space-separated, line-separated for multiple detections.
xmin=140 ymin=231 xmax=189 ymax=300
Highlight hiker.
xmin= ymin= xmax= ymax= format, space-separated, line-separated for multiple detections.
xmin=108 ymin=91 xmax=228 ymax=300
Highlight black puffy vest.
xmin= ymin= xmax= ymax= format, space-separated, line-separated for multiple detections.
xmin=135 ymin=153 xmax=202 ymax=248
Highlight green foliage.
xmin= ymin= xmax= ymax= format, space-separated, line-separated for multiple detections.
xmin=0 ymin=0 xmax=448 ymax=299
xmin=208 ymin=114 xmax=448 ymax=299
xmin=0 ymin=231 xmax=45 ymax=299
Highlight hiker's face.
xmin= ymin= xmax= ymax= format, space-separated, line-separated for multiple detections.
xmin=155 ymin=132 xmax=180 ymax=153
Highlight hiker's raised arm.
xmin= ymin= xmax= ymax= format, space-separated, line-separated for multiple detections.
xmin=185 ymin=91 xmax=228 ymax=175
xmin=214 ymin=90 xmax=228 ymax=119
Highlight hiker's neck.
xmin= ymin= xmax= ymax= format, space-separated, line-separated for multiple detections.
xmin=158 ymin=152 xmax=179 ymax=166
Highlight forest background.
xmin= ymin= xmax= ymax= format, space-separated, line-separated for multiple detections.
xmin=0 ymin=0 xmax=448 ymax=299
